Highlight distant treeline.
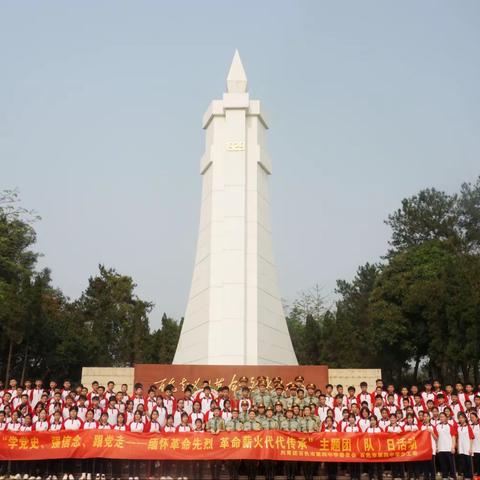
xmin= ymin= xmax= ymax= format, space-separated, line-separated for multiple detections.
xmin=1 ymin=177 xmax=479 ymax=385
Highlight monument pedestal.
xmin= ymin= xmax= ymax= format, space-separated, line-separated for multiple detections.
xmin=134 ymin=364 xmax=328 ymax=392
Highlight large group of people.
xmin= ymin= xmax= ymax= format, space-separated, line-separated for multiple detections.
xmin=1 ymin=376 xmax=480 ymax=480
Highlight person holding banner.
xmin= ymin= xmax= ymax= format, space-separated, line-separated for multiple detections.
xmin=206 ymin=406 xmax=225 ymax=480
xmin=225 ymin=408 xmax=243 ymax=480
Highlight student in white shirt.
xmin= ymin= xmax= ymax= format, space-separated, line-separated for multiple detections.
xmin=127 ymin=411 xmax=144 ymax=480
xmin=112 ymin=414 xmax=126 ymax=480
xmin=457 ymin=412 xmax=474 ymax=480
xmin=79 ymin=410 xmax=97 ymax=480
xmin=34 ymin=409 xmax=49 ymax=431
xmin=366 ymin=416 xmax=384 ymax=480
xmin=470 ymin=411 xmax=480 ymax=476
xmin=420 ymin=413 xmax=438 ymax=480
xmin=436 ymin=412 xmax=457 ymax=480
xmin=62 ymin=408 xmax=82 ymax=480
xmin=344 ymin=414 xmax=360 ymax=480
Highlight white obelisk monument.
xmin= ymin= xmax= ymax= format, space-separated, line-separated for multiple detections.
xmin=173 ymin=51 xmax=297 ymax=365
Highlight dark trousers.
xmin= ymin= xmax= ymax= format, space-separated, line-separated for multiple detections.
xmin=326 ymin=461 xmax=338 ymax=480
xmin=437 ymin=451 xmax=456 ymax=479
xmin=192 ymin=460 xmax=203 ymax=479
xmin=128 ymin=460 xmax=140 ymax=478
xmin=422 ymin=457 xmax=436 ymax=480
xmin=285 ymin=460 xmax=297 ymax=480
xmin=457 ymin=454 xmax=473 ymax=479
xmin=111 ymin=459 xmax=123 ymax=478
xmin=210 ymin=460 xmax=222 ymax=480
xmin=228 ymin=460 xmax=241 ymax=480
xmin=349 ymin=461 xmax=361 ymax=480
xmin=263 ymin=460 xmax=275 ymax=480
xmin=302 ymin=461 xmax=315 ymax=480
xmin=406 ymin=460 xmax=422 ymax=478
xmin=367 ymin=461 xmax=384 ymax=479
xmin=246 ymin=460 xmax=257 ymax=480
xmin=474 ymin=452 xmax=480 ymax=476
xmin=390 ymin=461 xmax=404 ymax=479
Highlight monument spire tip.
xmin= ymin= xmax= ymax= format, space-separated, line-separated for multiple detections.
xmin=227 ymin=49 xmax=248 ymax=93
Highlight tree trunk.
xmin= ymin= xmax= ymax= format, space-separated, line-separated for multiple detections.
xmin=20 ymin=343 xmax=29 ymax=385
xmin=413 ymin=355 xmax=420 ymax=383
xmin=5 ymin=340 xmax=13 ymax=385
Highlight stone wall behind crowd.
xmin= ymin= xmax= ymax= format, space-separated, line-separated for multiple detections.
xmin=328 ymin=368 xmax=382 ymax=393
xmin=81 ymin=367 xmax=135 ymax=392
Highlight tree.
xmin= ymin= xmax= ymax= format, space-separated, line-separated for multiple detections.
xmin=0 ymin=190 xmax=40 ymax=383
xmin=75 ymin=265 xmax=153 ymax=367
xmin=385 ymin=188 xmax=459 ymax=254
xmin=145 ymin=314 xmax=182 ymax=364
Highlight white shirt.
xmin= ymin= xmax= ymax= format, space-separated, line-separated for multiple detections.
xmin=34 ymin=420 xmax=49 ymax=431
xmin=83 ymin=420 xmax=98 ymax=430
xmin=63 ymin=418 xmax=82 ymax=430
xmin=436 ymin=423 xmax=456 ymax=452
xmin=7 ymin=422 xmax=21 ymax=432
xmin=457 ymin=424 xmax=474 ymax=455
xmin=129 ymin=421 xmax=145 ymax=433
xmin=471 ymin=423 xmax=480 ymax=453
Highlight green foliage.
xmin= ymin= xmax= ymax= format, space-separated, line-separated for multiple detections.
xmin=287 ymin=176 xmax=480 ymax=385
xmin=2 ymin=175 xmax=480 ymax=385
xmin=0 ymin=190 xmax=181 ymax=383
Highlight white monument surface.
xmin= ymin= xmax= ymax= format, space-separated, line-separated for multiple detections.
xmin=173 ymin=51 xmax=297 ymax=365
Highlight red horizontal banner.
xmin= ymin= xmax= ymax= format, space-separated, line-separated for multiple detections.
xmin=0 ymin=430 xmax=431 ymax=463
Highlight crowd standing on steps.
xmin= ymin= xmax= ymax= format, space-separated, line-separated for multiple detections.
xmin=1 ymin=376 xmax=480 ymax=480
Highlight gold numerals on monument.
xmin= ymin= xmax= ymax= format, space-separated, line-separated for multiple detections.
xmin=225 ymin=141 xmax=245 ymax=151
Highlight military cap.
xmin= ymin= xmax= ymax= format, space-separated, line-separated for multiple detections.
xmin=257 ymin=375 xmax=267 ymax=381
xmin=272 ymin=376 xmax=282 ymax=383
xmin=275 ymin=384 xmax=284 ymax=390
xmin=266 ymin=406 xmax=274 ymax=412
xmin=306 ymin=383 xmax=316 ymax=390
xmin=295 ymin=375 xmax=304 ymax=382
xmin=257 ymin=404 xmax=266 ymax=409
xmin=232 ymin=408 xmax=239 ymax=413
xmin=241 ymin=400 xmax=250 ymax=406
xmin=289 ymin=384 xmax=297 ymax=391
xmin=239 ymin=376 xmax=249 ymax=382
xmin=275 ymin=401 xmax=284 ymax=407
xmin=258 ymin=381 xmax=266 ymax=387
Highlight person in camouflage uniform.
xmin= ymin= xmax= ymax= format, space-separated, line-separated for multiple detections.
xmin=271 ymin=383 xmax=286 ymax=406
xmin=304 ymin=383 xmax=319 ymax=407
xmin=280 ymin=409 xmax=300 ymax=480
xmin=234 ymin=376 xmax=250 ymax=401
xmin=261 ymin=407 xmax=278 ymax=480
xmin=238 ymin=400 xmax=250 ymax=423
xmin=242 ymin=410 xmax=262 ymax=480
xmin=285 ymin=384 xmax=299 ymax=409
xmin=300 ymin=405 xmax=318 ymax=480
xmin=206 ymin=406 xmax=224 ymax=480
xmin=273 ymin=401 xmax=285 ymax=424
xmin=225 ymin=408 xmax=242 ymax=480
xmin=295 ymin=388 xmax=308 ymax=409
xmin=253 ymin=381 xmax=272 ymax=408
xmin=255 ymin=404 xmax=267 ymax=423
xmin=243 ymin=409 xmax=262 ymax=432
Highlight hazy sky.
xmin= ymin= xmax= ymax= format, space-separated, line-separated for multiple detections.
xmin=1 ymin=1 xmax=479 ymax=329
